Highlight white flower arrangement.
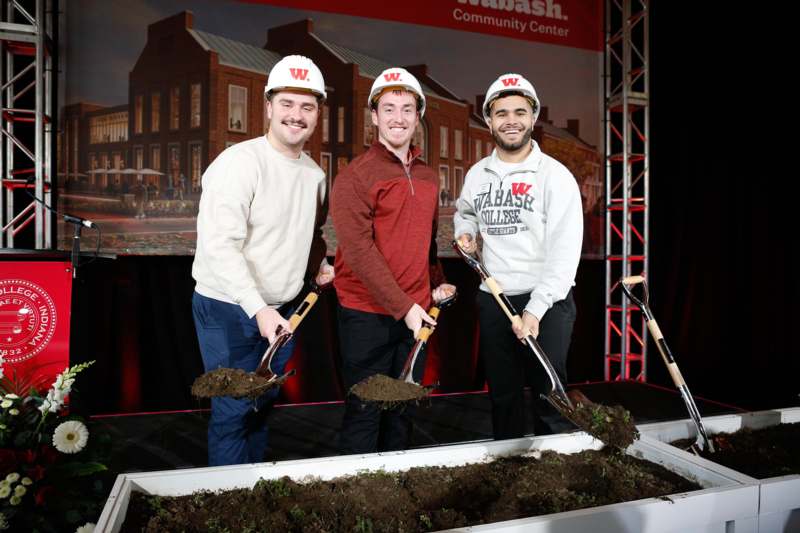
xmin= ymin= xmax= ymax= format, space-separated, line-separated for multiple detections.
xmin=0 ymin=360 xmax=103 ymax=530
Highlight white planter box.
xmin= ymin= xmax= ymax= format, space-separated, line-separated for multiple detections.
xmin=97 ymin=433 xmax=757 ymax=533
xmin=638 ymin=407 xmax=800 ymax=533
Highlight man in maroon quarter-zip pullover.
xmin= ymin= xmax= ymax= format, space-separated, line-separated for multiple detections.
xmin=332 ymin=67 xmax=455 ymax=454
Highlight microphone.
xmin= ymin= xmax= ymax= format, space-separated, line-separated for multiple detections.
xmin=63 ymin=214 xmax=96 ymax=229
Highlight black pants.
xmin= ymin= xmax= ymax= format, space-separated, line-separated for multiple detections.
xmin=337 ymin=305 xmax=422 ymax=454
xmin=477 ymin=289 xmax=576 ymax=439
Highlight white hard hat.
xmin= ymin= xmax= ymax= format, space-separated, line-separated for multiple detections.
xmin=265 ymin=55 xmax=326 ymax=101
xmin=368 ymin=67 xmax=426 ymax=117
xmin=483 ymin=73 xmax=540 ymax=121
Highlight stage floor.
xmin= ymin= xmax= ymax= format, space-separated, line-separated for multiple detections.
xmin=89 ymin=380 xmax=744 ymax=474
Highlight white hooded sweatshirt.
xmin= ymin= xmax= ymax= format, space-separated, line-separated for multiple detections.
xmin=454 ymin=140 xmax=583 ymax=320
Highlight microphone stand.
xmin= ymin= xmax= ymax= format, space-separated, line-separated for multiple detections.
xmin=71 ymin=221 xmax=82 ymax=279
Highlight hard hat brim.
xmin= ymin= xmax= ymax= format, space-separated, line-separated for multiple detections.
xmin=265 ymin=86 xmax=326 ymax=102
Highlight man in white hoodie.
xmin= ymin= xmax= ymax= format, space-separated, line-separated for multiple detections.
xmin=192 ymin=55 xmax=333 ymax=466
xmin=455 ymin=73 xmax=582 ymax=439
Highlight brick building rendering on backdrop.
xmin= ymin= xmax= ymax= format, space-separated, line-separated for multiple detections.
xmin=58 ymin=11 xmax=602 ymax=254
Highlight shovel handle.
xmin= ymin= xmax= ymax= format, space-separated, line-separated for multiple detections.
xmin=416 ymin=291 xmax=458 ymax=341
xmin=416 ymin=293 xmax=454 ymax=340
xmin=416 ymin=307 xmax=440 ymax=342
xmin=622 ymin=275 xmax=646 ymax=285
xmin=484 ymin=277 xmax=522 ymax=326
xmin=288 ymin=291 xmax=319 ymax=330
xmin=286 ymin=279 xmax=331 ymax=331
xmin=257 ymin=281 xmax=331 ymax=377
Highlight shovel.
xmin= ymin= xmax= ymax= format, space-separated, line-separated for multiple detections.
xmin=452 ymin=240 xmax=574 ymax=413
xmin=254 ymin=279 xmax=332 ymax=382
xmin=398 ymin=292 xmax=458 ymax=385
xmin=620 ymin=275 xmax=715 ymax=454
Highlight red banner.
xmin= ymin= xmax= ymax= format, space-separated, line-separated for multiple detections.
xmin=0 ymin=261 xmax=72 ymax=391
xmin=244 ymin=0 xmax=602 ymax=51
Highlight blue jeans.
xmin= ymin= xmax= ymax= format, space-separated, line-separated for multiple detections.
xmin=192 ymin=292 xmax=294 ymax=466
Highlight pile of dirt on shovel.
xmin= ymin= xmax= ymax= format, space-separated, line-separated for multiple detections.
xmin=557 ymin=391 xmax=640 ymax=450
xmin=192 ymin=368 xmax=286 ymax=399
xmin=350 ymin=374 xmax=432 ymax=408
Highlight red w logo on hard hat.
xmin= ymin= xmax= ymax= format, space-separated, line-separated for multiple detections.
xmin=501 ymin=77 xmax=520 ymax=87
xmin=511 ymin=182 xmax=532 ymax=195
xmin=289 ymin=68 xmax=309 ymax=81
xmin=383 ymin=72 xmax=402 ymax=82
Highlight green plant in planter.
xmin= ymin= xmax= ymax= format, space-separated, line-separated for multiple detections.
xmin=354 ymin=515 xmax=374 ymax=533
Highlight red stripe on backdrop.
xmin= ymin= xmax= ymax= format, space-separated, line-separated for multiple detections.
xmin=241 ymin=0 xmax=603 ymax=51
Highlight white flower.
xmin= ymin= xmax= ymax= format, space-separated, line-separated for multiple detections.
xmin=3 ymin=394 xmax=18 ymax=400
xmin=75 ymin=523 xmax=96 ymax=533
xmin=39 ymin=396 xmax=57 ymax=414
xmin=9 ymin=495 xmax=20 ymax=506
xmin=21 ymin=477 xmax=32 ymax=486
xmin=8 ymin=409 xmax=18 ymax=416
xmin=12 ymin=485 xmax=24 ymax=497
xmin=53 ymin=420 xmax=89 ymax=454
xmin=38 ymin=362 xmax=94 ymax=415
xmin=0 ymin=486 xmax=9 ymax=498
xmin=4 ymin=473 xmax=18 ymax=483
xmin=0 ymin=400 xmax=11 ymax=409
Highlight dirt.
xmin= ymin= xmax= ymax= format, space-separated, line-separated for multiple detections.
xmin=671 ymin=422 xmax=800 ymax=479
xmin=191 ymin=367 xmax=289 ymax=399
xmin=558 ymin=390 xmax=640 ymax=450
xmin=350 ymin=374 xmax=432 ymax=408
xmin=121 ymin=448 xmax=700 ymax=532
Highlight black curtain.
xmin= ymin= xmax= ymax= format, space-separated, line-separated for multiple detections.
xmin=647 ymin=2 xmax=797 ymax=409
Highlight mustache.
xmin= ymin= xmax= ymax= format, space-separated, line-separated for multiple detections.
xmin=282 ymin=119 xmax=308 ymax=128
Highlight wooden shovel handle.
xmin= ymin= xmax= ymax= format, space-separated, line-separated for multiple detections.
xmin=288 ymin=290 xmax=319 ymax=331
xmin=416 ymin=305 xmax=442 ymax=342
xmin=622 ymin=275 xmax=645 ymax=285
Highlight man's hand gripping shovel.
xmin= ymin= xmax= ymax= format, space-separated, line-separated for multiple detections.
xmin=398 ymin=292 xmax=458 ymax=385
xmin=254 ymin=279 xmax=332 ymax=385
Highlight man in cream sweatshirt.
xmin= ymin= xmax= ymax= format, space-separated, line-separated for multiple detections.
xmin=192 ymin=56 xmax=333 ymax=466
xmin=455 ymin=73 xmax=583 ymax=439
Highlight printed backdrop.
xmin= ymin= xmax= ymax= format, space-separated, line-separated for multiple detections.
xmin=58 ymin=0 xmax=603 ymax=258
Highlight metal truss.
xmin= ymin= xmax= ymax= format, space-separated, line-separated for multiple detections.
xmin=0 ymin=0 xmax=54 ymax=248
xmin=604 ymin=0 xmax=650 ymax=381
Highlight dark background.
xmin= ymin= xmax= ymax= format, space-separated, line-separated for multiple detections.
xmin=19 ymin=2 xmax=797 ymax=415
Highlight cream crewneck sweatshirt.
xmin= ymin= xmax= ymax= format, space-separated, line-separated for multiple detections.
xmin=192 ymin=135 xmax=326 ymax=317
